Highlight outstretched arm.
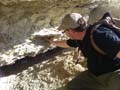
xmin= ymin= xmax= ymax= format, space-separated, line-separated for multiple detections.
xmin=48 ymin=39 xmax=70 ymax=48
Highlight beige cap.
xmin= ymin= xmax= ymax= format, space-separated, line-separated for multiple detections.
xmin=58 ymin=13 xmax=82 ymax=30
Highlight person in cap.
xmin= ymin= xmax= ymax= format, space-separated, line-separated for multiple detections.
xmin=48 ymin=13 xmax=120 ymax=90
xmin=48 ymin=13 xmax=89 ymax=47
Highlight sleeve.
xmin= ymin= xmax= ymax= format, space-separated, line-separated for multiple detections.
xmin=66 ymin=39 xmax=82 ymax=48
xmin=93 ymin=26 xmax=120 ymax=58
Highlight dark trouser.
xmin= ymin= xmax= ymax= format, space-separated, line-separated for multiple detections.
xmin=56 ymin=70 xmax=120 ymax=90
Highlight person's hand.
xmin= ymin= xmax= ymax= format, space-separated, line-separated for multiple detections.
xmin=43 ymin=36 xmax=55 ymax=44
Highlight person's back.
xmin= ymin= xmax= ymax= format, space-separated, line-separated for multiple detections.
xmin=81 ymin=24 xmax=120 ymax=76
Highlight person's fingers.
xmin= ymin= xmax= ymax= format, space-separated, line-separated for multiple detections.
xmin=42 ymin=36 xmax=53 ymax=40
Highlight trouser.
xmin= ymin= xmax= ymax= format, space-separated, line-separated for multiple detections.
xmin=56 ymin=69 xmax=120 ymax=90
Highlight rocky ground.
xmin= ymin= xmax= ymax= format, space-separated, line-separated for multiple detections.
xmin=0 ymin=28 xmax=86 ymax=90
